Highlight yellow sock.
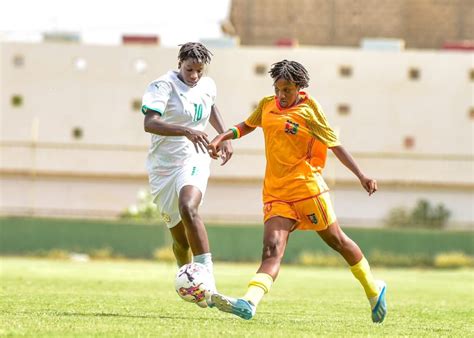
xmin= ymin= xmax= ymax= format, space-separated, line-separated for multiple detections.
xmin=242 ymin=273 xmax=273 ymax=306
xmin=350 ymin=256 xmax=378 ymax=299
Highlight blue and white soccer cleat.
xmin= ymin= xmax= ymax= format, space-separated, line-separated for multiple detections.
xmin=211 ymin=293 xmax=256 ymax=320
xmin=371 ymin=280 xmax=387 ymax=323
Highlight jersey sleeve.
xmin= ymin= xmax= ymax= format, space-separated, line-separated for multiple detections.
xmin=141 ymin=81 xmax=172 ymax=115
xmin=306 ymin=97 xmax=341 ymax=147
xmin=245 ymin=96 xmax=273 ymax=128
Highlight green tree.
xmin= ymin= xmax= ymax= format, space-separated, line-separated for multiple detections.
xmin=385 ymin=199 xmax=451 ymax=229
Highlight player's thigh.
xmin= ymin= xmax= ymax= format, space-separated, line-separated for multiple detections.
xmin=178 ymin=185 xmax=203 ymax=210
xmin=262 ymin=216 xmax=295 ymax=253
xmin=176 ymin=161 xmax=210 ymax=207
xmin=316 ymin=220 xmax=349 ymax=249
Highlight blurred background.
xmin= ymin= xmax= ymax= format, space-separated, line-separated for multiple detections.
xmin=0 ymin=0 xmax=473 ymax=266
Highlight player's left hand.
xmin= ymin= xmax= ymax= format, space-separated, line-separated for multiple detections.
xmin=360 ymin=176 xmax=378 ymax=196
xmin=218 ymin=140 xmax=233 ymax=165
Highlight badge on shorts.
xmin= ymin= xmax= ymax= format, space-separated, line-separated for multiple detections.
xmin=264 ymin=203 xmax=272 ymax=213
xmin=307 ymin=213 xmax=318 ymax=224
xmin=161 ymin=212 xmax=171 ymax=223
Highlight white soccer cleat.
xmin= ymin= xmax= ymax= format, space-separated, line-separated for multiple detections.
xmin=371 ymin=280 xmax=387 ymax=323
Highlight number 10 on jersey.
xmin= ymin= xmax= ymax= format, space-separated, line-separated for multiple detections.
xmin=193 ymin=103 xmax=203 ymax=122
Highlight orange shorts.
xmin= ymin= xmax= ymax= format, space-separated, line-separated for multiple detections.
xmin=263 ymin=191 xmax=337 ymax=231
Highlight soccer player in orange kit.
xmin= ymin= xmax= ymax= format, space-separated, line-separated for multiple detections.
xmin=207 ymin=60 xmax=387 ymax=323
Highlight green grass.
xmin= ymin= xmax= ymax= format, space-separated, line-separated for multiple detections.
xmin=1 ymin=258 xmax=473 ymax=337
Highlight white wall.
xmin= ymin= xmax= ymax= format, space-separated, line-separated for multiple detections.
xmin=1 ymin=42 xmax=473 ymax=227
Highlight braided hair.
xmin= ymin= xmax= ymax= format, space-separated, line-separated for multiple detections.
xmin=178 ymin=42 xmax=213 ymax=64
xmin=268 ymin=60 xmax=310 ymax=89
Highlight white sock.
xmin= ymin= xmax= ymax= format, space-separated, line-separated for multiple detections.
xmin=194 ymin=253 xmax=216 ymax=292
xmin=193 ymin=253 xmax=213 ymax=272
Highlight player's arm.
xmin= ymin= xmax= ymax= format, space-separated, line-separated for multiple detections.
xmin=329 ymin=145 xmax=377 ymax=196
xmin=208 ymin=96 xmax=265 ymax=157
xmin=209 ymin=104 xmax=233 ymax=165
xmin=307 ymin=97 xmax=377 ymax=195
xmin=144 ymin=112 xmax=209 ymax=154
xmin=208 ymin=122 xmax=255 ymax=157
xmin=142 ymin=80 xmax=209 ymax=154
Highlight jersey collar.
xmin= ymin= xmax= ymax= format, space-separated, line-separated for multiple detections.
xmin=275 ymin=91 xmax=309 ymax=111
xmin=170 ymin=70 xmax=193 ymax=91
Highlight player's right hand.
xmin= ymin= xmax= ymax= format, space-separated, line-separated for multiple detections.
xmin=360 ymin=176 xmax=378 ymax=196
xmin=218 ymin=140 xmax=233 ymax=165
xmin=184 ymin=128 xmax=209 ymax=154
xmin=207 ymin=136 xmax=221 ymax=158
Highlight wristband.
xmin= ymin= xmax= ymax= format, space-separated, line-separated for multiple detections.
xmin=230 ymin=126 xmax=241 ymax=139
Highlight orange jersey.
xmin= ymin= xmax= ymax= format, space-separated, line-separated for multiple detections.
xmin=245 ymin=92 xmax=340 ymax=203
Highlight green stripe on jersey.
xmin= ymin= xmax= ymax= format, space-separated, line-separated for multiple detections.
xmin=141 ymin=105 xmax=163 ymax=116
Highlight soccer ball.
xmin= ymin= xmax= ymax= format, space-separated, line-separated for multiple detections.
xmin=175 ymin=263 xmax=213 ymax=306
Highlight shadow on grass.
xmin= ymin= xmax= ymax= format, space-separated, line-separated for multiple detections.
xmin=60 ymin=311 xmax=161 ymax=319
xmin=11 ymin=310 xmax=207 ymax=320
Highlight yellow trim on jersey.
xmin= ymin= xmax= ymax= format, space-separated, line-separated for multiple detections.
xmin=306 ymin=97 xmax=340 ymax=148
xmin=245 ymin=95 xmax=274 ymax=127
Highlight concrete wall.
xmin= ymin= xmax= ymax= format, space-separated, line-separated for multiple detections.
xmin=1 ymin=42 xmax=473 ymax=227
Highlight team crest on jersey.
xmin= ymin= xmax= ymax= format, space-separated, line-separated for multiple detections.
xmin=307 ymin=213 xmax=318 ymax=224
xmin=285 ymin=120 xmax=299 ymax=135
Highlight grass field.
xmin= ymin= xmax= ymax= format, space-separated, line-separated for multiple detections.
xmin=1 ymin=257 xmax=473 ymax=337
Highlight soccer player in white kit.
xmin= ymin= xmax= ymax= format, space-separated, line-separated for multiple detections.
xmin=142 ymin=42 xmax=232 ymax=307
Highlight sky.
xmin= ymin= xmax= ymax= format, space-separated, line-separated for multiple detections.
xmin=0 ymin=0 xmax=232 ymax=46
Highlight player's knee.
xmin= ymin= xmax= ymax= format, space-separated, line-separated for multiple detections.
xmin=326 ymin=235 xmax=350 ymax=253
xmin=178 ymin=201 xmax=199 ymax=220
xmin=261 ymin=240 xmax=284 ymax=260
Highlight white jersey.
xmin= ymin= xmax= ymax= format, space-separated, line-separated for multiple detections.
xmin=142 ymin=70 xmax=216 ymax=174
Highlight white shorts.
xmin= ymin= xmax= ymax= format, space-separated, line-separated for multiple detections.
xmin=149 ymin=161 xmax=210 ymax=228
